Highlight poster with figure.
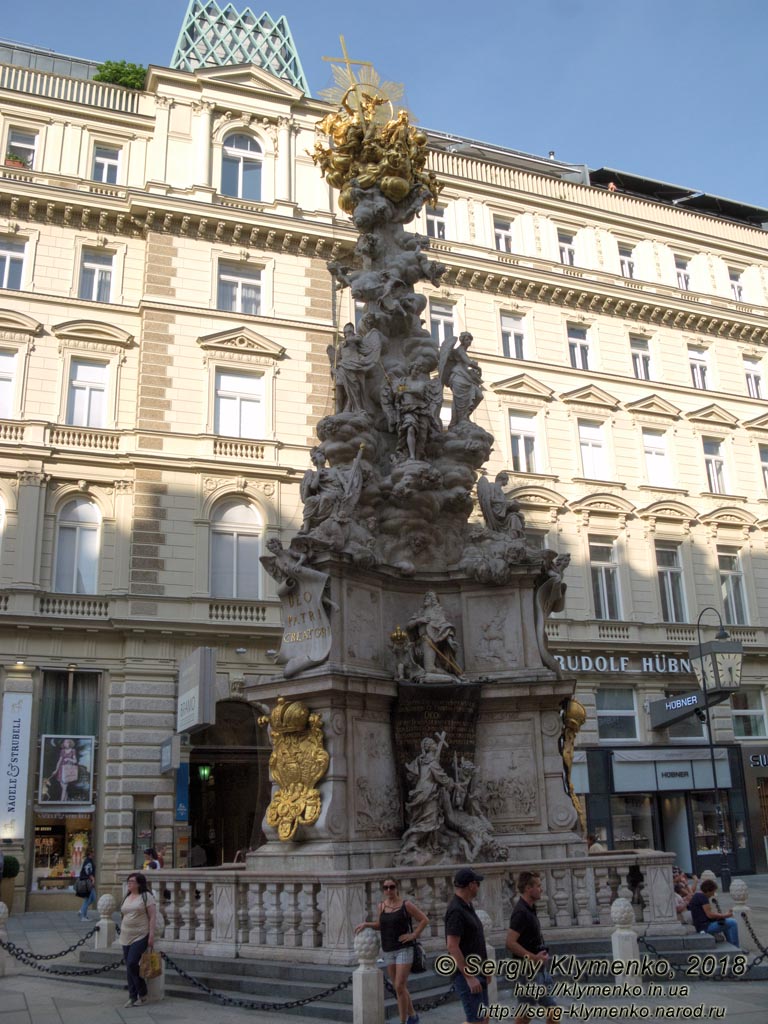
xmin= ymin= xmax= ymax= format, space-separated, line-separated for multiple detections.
xmin=39 ymin=735 xmax=94 ymax=805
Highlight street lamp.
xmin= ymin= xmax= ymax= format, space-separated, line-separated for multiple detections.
xmin=688 ymin=607 xmax=743 ymax=893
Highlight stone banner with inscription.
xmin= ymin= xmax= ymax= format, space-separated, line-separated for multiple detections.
xmin=275 ymin=564 xmax=333 ymax=678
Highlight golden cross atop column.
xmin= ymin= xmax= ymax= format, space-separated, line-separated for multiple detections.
xmin=322 ymin=35 xmax=373 ymax=120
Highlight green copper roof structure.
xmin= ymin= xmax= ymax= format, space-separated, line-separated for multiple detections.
xmin=171 ymin=0 xmax=308 ymax=92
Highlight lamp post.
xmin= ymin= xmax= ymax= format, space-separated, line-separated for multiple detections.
xmin=688 ymin=608 xmax=744 ymax=894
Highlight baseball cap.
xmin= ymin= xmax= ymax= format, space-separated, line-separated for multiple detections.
xmin=454 ymin=868 xmax=484 ymax=887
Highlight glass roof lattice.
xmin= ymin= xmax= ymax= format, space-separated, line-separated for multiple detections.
xmin=171 ymin=0 xmax=308 ymax=92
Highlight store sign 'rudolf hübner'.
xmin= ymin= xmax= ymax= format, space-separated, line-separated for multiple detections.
xmin=554 ymin=654 xmax=692 ymax=675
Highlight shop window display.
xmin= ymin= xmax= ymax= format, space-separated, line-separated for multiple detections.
xmin=610 ymin=794 xmax=654 ymax=849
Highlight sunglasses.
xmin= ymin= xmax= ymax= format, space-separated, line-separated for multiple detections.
xmin=383 ymin=884 xmax=397 ymax=890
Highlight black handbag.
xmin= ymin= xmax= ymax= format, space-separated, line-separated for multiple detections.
xmin=411 ymin=940 xmax=427 ymax=973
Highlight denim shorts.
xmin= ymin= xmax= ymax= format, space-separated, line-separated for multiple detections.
xmin=382 ymin=946 xmax=414 ymax=966
xmin=517 ymin=969 xmax=557 ymax=1008
xmin=453 ymin=973 xmax=489 ymax=1023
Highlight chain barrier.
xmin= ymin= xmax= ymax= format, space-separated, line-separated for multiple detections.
xmin=640 ymin=911 xmax=768 ymax=979
xmin=382 ymin=969 xmax=456 ymax=1013
xmin=0 ymin=924 xmax=99 ymax=960
xmin=0 ymin=936 xmax=124 ymax=977
xmin=159 ymin=950 xmax=352 ymax=1011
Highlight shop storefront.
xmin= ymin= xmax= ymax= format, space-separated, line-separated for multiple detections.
xmin=576 ymin=745 xmax=753 ymax=876
xmin=739 ymin=744 xmax=768 ymax=873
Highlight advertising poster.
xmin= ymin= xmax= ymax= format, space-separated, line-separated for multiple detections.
xmin=38 ymin=735 xmax=95 ymax=805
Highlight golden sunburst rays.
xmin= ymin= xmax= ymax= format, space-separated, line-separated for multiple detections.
xmin=320 ymin=36 xmax=411 ymax=126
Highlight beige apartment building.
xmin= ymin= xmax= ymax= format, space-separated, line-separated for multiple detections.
xmin=1 ymin=38 xmax=768 ymax=909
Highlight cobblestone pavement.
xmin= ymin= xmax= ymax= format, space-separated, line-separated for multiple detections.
xmin=5 ymin=873 xmax=768 ymax=1023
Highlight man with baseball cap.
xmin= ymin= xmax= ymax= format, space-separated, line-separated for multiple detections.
xmin=444 ymin=868 xmax=490 ymax=1024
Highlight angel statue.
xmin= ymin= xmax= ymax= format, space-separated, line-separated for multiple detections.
xmin=477 ymin=472 xmax=526 ymax=539
xmin=298 ymin=444 xmax=367 ymax=555
xmin=327 ymin=322 xmax=382 ymax=414
xmin=439 ymin=332 xmax=484 ymax=427
xmin=381 ymin=358 xmax=443 ymax=461
xmin=299 ymin=447 xmax=346 ymax=534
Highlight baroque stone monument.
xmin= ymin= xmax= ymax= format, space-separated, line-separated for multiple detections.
xmin=253 ymin=73 xmax=582 ymax=874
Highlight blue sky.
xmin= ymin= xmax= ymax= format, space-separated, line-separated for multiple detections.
xmin=3 ymin=0 xmax=767 ymax=207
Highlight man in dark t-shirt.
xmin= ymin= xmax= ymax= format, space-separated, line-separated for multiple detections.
xmin=445 ymin=867 xmax=489 ymax=1024
xmin=689 ymin=879 xmax=739 ymax=946
xmin=506 ymin=871 xmax=558 ymax=1024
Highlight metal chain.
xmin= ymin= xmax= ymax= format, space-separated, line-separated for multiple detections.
xmin=640 ymin=913 xmax=768 ymax=978
xmin=160 ymin=950 xmax=352 ymax=1011
xmin=0 ymin=925 xmax=99 ymax=960
xmin=0 ymin=937 xmax=124 ymax=976
xmin=383 ymin=971 xmax=456 ymax=1012
xmin=738 ymin=913 xmax=768 ymax=970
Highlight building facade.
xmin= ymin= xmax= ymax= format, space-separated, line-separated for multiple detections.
xmin=1 ymin=32 xmax=768 ymax=909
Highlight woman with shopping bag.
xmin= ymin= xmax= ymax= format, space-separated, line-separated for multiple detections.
xmin=119 ymin=871 xmax=157 ymax=1007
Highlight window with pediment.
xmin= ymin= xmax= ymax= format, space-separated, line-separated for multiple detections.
xmin=214 ymin=368 xmax=265 ymax=438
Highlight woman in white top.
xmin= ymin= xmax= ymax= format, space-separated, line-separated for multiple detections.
xmin=120 ymin=871 xmax=157 ymax=1007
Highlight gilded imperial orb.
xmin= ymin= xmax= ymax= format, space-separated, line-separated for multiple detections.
xmin=258 ymin=697 xmax=330 ymax=842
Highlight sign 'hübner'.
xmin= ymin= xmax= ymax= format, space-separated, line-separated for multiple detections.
xmin=176 ymin=647 xmax=216 ymax=733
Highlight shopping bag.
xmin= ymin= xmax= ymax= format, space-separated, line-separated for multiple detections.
xmin=139 ymin=949 xmax=162 ymax=979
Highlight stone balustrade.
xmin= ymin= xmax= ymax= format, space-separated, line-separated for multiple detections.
xmin=148 ymin=850 xmax=677 ymax=964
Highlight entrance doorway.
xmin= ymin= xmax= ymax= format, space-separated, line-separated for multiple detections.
xmin=660 ymin=794 xmax=691 ymax=873
xmin=188 ymin=700 xmax=271 ymax=865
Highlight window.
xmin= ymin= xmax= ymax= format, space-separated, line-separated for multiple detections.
xmin=66 ymin=359 xmax=107 ymax=428
xmin=0 ymin=239 xmax=24 ymax=290
xmin=78 ymin=249 xmax=113 ymax=303
xmin=429 ymin=301 xmax=454 ymax=344
xmin=619 ymin=245 xmax=635 ymax=279
xmin=643 ymin=429 xmax=670 ymax=486
xmin=214 ymin=369 xmax=264 ymax=438
xmin=508 ymin=412 xmax=536 ymax=473
xmin=590 ymin=537 xmax=621 ymax=620
xmin=91 ymin=145 xmax=120 ymax=184
xmin=760 ymin=444 xmax=768 ymax=493
xmin=689 ymin=347 xmax=708 ymax=390
xmin=6 ymin=128 xmax=37 ymax=169
xmin=579 ymin=420 xmax=608 ymax=479
xmin=210 ymin=500 xmax=261 ymax=599
xmin=675 ymin=254 xmax=690 ymax=290
xmin=703 ymin=437 xmax=726 ymax=494
xmin=731 ymin=691 xmax=767 ymax=739
xmin=0 ymin=350 xmax=14 ymax=417
xmin=217 ymin=262 xmax=261 ymax=315
xmin=630 ymin=336 xmax=651 ymax=380
xmin=568 ymin=325 xmax=589 ymax=369
xmin=718 ymin=546 xmax=747 ymax=625
xmin=558 ymin=230 xmax=575 ymax=265
xmin=494 ymin=218 xmax=513 ymax=253
xmin=54 ymin=499 xmax=100 ymax=594
xmin=425 ymin=206 xmax=446 ymax=240
xmin=656 ymin=542 xmax=686 ymax=623
xmin=596 ymin=688 xmax=636 ymax=740
xmin=666 ymin=688 xmax=703 ymax=739
xmin=745 ymin=358 xmax=763 ymax=399
xmin=221 ymin=133 xmax=262 ymax=201
xmin=729 ymin=268 xmax=743 ymax=302
xmin=501 ymin=314 xmax=525 ymax=359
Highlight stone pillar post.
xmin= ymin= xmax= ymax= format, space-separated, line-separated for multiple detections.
xmin=352 ymin=927 xmax=384 ymax=1024
xmin=14 ymin=471 xmax=48 ymax=588
xmin=611 ymin=898 xmax=640 ymax=985
xmin=94 ymin=894 xmax=116 ymax=950
xmin=729 ymin=879 xmax=751 ymax=952
xmin=0 ymin=903 xmax=15 ymax=976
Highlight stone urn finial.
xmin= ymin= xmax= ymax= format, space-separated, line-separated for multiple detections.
xmin=610 ymin=897 xmax=635 ymax=928
xmin=97 ymin=893 xmax=115 ymax=918
xmin=730 ymin=878 xmax=749 ymax=906
xmin=353 ymin=925 xmax=380 ymax=967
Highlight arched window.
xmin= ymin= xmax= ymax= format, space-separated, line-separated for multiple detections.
xmin=221 ymin=133 xmax=262 ymax=201
xmin=54 ymin=499 xmax=100 ymax=594
xmin=210 ymin=499 xmax=261 ymax=599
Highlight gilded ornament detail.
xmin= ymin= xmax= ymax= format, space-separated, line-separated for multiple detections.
xmin=559 ymin=697 xmax=587 ymax=834
xmin=258 ymin=696 xmax=330 ymax=842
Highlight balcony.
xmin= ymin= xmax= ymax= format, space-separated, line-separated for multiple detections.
xmin=0 ymin=62 xmax=140 ymax=114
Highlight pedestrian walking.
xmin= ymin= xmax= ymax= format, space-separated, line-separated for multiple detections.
xmin=355 ymin=876 xmax=428 ymax=1024
xmin=506 ymin=871 xmax=558 ymax=1024
xmin=119 ymin=871 xmax=156 ymax=1007
xmin=78 ymin=848 xmax=97 ymax=920
xmin=444 ymin=868 xmax=490 ymax=1024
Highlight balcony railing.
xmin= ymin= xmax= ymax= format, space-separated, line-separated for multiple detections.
xmin=48 ymin=425 xmax=121 ymax=451
xmin=0 ymin=62 xmax=140 ymax=114
xmin=37 ymin=595 xmax=110 ymax=618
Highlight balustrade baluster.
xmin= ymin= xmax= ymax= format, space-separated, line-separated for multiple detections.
xmin=572 ymin=867 xmax=592 ymax=927
xmin=282 ymin=882 xmax=301 ymax=946
xmin=264 ymin=882 xmax=284 ymax=945
xmin=248 ymin=881 xmax=267 ymax=946
xmin=299 ymin=882 xmax=321 ymax=948
xmin=178 ymin=880 xmax=196 ymax=941
xmin=195 ymin=881 xmax=213 ymax=943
